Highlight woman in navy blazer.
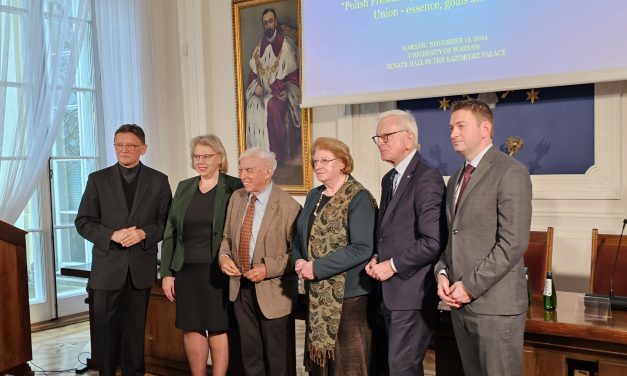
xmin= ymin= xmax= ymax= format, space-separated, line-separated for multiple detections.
xmin=160 ymin=135 xmax=242 ymax=376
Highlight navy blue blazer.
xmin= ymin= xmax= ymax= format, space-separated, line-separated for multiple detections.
xmin=377 ymin=152 xmax=447 ymax=310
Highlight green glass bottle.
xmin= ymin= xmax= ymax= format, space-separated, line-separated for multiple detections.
xmin=543 ymin=271 xmax=557 ymax=311
xmin=525 ymin=267 xmax=532 ymax=306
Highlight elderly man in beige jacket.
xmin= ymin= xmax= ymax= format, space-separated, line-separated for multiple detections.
xmin=219 ymin=147 xmax=301 ymax=376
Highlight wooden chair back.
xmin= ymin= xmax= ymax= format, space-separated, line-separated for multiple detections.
xmin=524 ymin=227 xmax=554 ymax=295
xmin=590 ymin=228 xmax=627 ymax=296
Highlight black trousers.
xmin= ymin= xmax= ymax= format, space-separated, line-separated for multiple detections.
xmin=233 ymin=280 xmax=295 ymax=376
xmin=92 ymin=272 xmax=150 ymax=376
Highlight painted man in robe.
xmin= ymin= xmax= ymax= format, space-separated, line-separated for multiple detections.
xmin=245 ymin=8 xmax=301 ymax=165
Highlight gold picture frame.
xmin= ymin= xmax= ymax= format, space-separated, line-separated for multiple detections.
xmin=232 ymin=0 xmax=311 ymax=195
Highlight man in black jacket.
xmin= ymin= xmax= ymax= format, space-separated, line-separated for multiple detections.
xmin=75 ymin=124 xmax=171 ymax=376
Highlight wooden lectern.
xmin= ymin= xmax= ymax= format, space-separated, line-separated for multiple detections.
xmin=0 ymin=220 xmax=32 ymax=375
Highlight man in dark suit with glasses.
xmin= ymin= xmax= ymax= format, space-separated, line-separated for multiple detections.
xmin=367 ymin=110 xmax=447 ymax=375
xmin=75 ymin=124 xmax=171 ymax=376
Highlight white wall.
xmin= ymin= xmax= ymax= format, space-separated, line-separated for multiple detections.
xmin=165 ymin=0 xmax=626 ymax=292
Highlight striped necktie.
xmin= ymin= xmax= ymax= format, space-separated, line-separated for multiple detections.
xmin=387 ymin=169 xmax=398 ymax=204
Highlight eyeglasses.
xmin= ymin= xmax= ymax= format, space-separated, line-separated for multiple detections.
xmin=311 ymin=158 xmax=338 ymax=167
xmin=114 ymin=143 xmax=143 ymax=151
xmin=371 ymin=130 xmax=407 ymax=144
xmin=191 ymin=153 xmax=218 ymax=162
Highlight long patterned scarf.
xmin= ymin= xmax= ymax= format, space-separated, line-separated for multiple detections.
xmin=307 ymin=179 xmax=365 ymax=367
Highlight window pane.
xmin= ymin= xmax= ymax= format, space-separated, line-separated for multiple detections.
xmin=0 ymin=87 xmax=20 ymax=157
xmin=52 ymin=90 xmax=97 ymax=157
xmin=27 ymin=231 xmax=47 ymax=303
xmin=0 ymin=1 xmax=27 ymax=8
xmin=54 ymin=226 xmax=88 ymax=298
xmin=50 ymin=158 xmax=97 ymax=225
xmin=74 ymin=25 xmax=93 ymax=88
xmin=0 ymin=9 xmax=24 ymax=82
xmin=15 ymin=190 xmax=47 ymax=304
xmin=63 ymin=0 xmax=91 ymax=20
xmin=14 ymin=187 xmax=41 ymax=230
xmin=50 ymin=157 xmax=96 ymax=302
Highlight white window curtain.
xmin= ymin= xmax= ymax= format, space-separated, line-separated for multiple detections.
xmin=95 ymin=0 xmax=180 ymax=169
xmin=0 ymin=0 xmax=89 ymax=223
xmin=94 ymin=0 xmax=147 ymax=165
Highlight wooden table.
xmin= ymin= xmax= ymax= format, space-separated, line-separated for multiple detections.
xmin=435 ymin=291 xmax=627 ymax=375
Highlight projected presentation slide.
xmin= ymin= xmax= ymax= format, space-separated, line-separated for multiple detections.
xmin=301 ymin=0 xmax=627 ymax=107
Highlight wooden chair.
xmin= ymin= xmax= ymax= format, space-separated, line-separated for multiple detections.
xmin=524 ymin=227 xmax=554 ymax=295
xmin=589 ymin=228 xmax=627 ymax=296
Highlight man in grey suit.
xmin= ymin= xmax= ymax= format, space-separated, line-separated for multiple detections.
xmin=75 ymin=124 xmax=172 ymax=376
xmin=435 ymin=99 xmax=532 ymax=376
xmin=219 ymin=147 xmax=300 ymax=376
xmin=366 ymin=110 xmax=447 ymax=376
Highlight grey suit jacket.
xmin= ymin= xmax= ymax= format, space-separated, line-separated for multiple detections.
xmin=435 ymin=146 xmax=532 ymax=315
xmin=377 ymin=152 xmax=447 ymax=310
xmin=75 ymin=163 xmax=172 ymax=290
xmin=219 ymin=183 xmax=301 ymax=319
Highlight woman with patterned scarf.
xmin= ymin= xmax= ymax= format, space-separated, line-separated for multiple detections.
xmin=293 ymin=137 xmax=378 ymax=375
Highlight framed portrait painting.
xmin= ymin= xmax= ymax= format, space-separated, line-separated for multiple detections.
xmin=232 ymin=0 xmax=312 ymax=195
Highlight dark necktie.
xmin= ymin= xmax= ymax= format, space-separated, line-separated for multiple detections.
xmin=455 ymin=164 xmax=475 ymax=212
xmin=386 ymin=169 xmax=398 ymax=206
xmin=238 ymin=195 xmax=257 ymax=273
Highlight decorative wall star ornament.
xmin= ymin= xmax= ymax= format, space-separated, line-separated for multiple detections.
xmin=526 ymin=88 xmax=540 ymax=103
xmin=438 ymin=97 xmax=451 ymax=111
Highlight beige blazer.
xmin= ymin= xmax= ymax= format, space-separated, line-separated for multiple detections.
xmin=219 ymin=183 xmax=301 ymax=319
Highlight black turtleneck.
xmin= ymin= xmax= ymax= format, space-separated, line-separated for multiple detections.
xmin=118 ymin=163 xmax=141 ymax=211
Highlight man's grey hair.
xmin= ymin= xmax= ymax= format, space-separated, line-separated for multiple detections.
xmin=239 ymin=146 xmax=277 ymax=173
xmin=377 ymin=109 xmax=420 ymax=151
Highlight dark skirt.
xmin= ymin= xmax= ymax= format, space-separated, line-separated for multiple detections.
xmin=306 ymin=295 xmax=373 ymax=376
xmin=174 ymin=262 xmax=231 ymax=332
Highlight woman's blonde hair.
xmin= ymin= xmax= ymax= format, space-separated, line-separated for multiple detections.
xmin=189 ymin=134 xmax=229 ymax=172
